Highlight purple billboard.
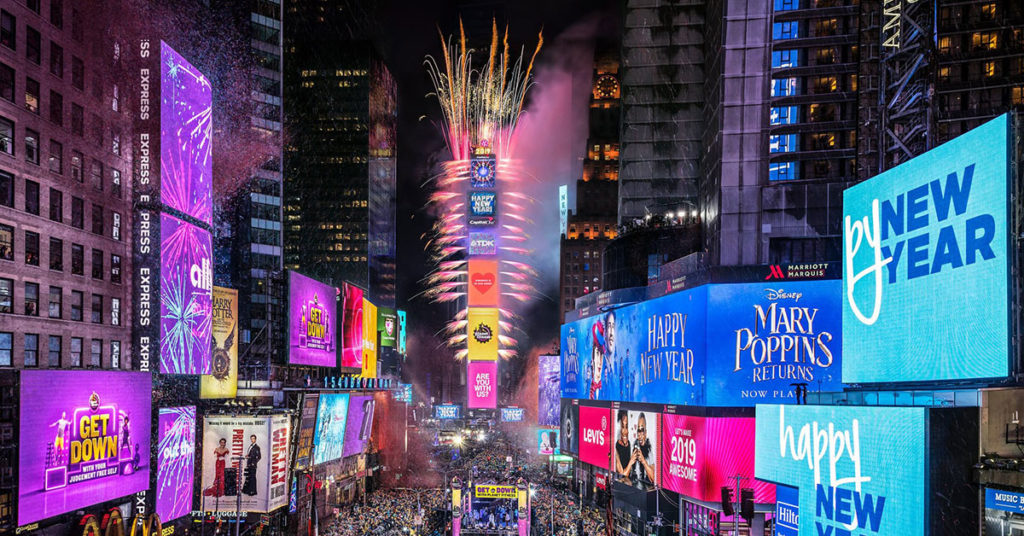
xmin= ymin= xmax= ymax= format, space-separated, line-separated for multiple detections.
xmin=160 ymin=41 xmax=213 ymax=225
xmin=157 ymin=406 xmax=196 ymax=523
xmin=288 ymin=271 xmax=338 ymax=367
xmin=18 ymin=371 xmax=152 ymax=526
xmin=160 ymin=213 xmax=213 ymax=374
xmin=538 ymin=354 xmax=560 ymax=427
xmin=342 ymin=395 xmax=377 ymax=458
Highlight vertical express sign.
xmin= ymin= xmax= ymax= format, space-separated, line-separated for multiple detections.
xmin=843 ymin=114 xmax=1011 ymax=382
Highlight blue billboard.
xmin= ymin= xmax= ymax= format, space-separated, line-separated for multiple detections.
xmin=436 ymin=404 xmax=461 ymax=420
xmin=754 ymin=405 xmax=927 ymax=536
xmin=560 ymin=286 xmax=707 ymax=405
xmin=706 ymin=280 xmax=841 ymax=406
xmin=313 ymin=393 xmax=349 ymax=465
xmin=774 ymin=484 xmax=799 ymax=536
xmin=842 ymin=113 xmax=1011 ymax=383
xmin=500 ymin=407 xmax=524 ymax=422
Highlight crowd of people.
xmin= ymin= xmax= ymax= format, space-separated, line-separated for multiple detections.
xmin=322 ymin=488 xmax=446 ymax=536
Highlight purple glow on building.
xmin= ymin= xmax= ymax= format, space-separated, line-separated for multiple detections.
xmin=342 ymin=395 xmax=376 ymax=458
xmin=160 ymin=213 xmax=213 ymax=374
xmin=288 ymin=272 xmax=338 ymax=367
xmin=160 ymin=41 xmax=212 ymax=225
xmin=18 ymin=371 xmax=152 ymax=526
xmin=157 ymin=406 xmax=196 ymax=523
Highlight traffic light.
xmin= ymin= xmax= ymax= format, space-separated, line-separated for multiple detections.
xmin=720 ymin=486 xmax=734 ymax=516
xmin=740 ymin=488 xmax=755 ymax=521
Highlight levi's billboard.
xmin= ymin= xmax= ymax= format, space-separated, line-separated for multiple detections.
xmin=755 ymin=405 xmax=926 ymax=536
xmin=843 ymin=113 xmax=1011 ymax=383
xmin=578 ymin=406 xmax=611 ymax=468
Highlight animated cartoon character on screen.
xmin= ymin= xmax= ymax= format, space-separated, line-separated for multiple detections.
xmin=588 ymin=322 xmax=606 ymax=399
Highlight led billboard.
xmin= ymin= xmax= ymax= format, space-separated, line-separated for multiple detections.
xmin=288 ymin=271 xmax=337 ymax=367
xmin=201 ymin=286 xmax=238 ymax=398
xmin=313 ymin=394 xmax=350 ymax=465
xmin=157 ymin=406 xmax=196 ymax=523
xmin=341 ymin=283 xmax=364 ymax=369
xmin=611 ymin=409 xmax=659 ymax=487
xmin=362 ymin=299 xmax=378 ymax=377
xmin=560 ymin=287 xmax=707 ymax=405
xmin=755 ymin=405 xmax=926 ymax=536
xmin=469 ymin=233 xmax=496 ymax=255
xmin=500 ymin=407 xmax=525 ymax=422
xmin=397 ymin=309 xmax=407 ymax=354
xmin=661 ymin=414 xmax=773 ymax=504
xmin=160 ymin=213 xmax=213 ymax=374
xmin=706 ymin=280 xmax=841 ymax=405
xmin=467 ymin=361 xmax=498 ymax=409
xmin=18 ymin=371 xmax=152 ymax=526
xmin=467 ymin=307 xmax=500 ymax=361
xmin=436 ymin=404 xmax=461 ymax=420
xmin=468 ymin=259 xmax=499 ymax=307
xmin=538 ymin=354 xmax=560 ymax=427
xmin=201 ymin=415 xmax=290 ymax=513
xmin=379 ymin=307 xmax=398 ymax=348
xmin=470 ymin=156 xmax=496 ymax=188
xmin=843 ymin=113 xmax=1011 ymax=382
xmin=293 ymin=393 xmax=319 ymax=470
xmin=342 ymin=395 xmax=376 ymax=458
xmin=559 ymin=399 xmax=578 ymax=455
xmin=159 ymin=42 xmax=213 ymax=225
xmin=578 ymin=406 xmax=611 ymax=468
xmin=538 ymin=429 xmax=559 ymax=455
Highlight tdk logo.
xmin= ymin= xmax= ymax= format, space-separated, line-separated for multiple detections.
xmin=190 ymin=258 xmax=212 ymax=291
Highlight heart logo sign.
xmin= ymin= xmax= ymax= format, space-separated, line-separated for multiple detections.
xmin=472 ymin=273 xmax=495 ymax=294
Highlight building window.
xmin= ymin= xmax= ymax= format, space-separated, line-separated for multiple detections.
xmin=0 ymin=62 xmax=13 ymax=102
xmin=23 ymin=333 xmax=37 ymax=367
xmin=90 ymin=294 xmax=102 ymax=324
xmin=71 ymin=196 xmax=83 ymax=228
xmin=110 ymin=298 xmax=119 ymax=326
xmin=0 ymin=170 xmax=10 ymax=207
xmin=0 ymin=277 xmax=11 ymax=312
xmin=0 ymin=116 xmax=12 ymax=155
xmin=70 ymin=337 xmax=82 ymax=367
xmin=49 ymin=90 xmax=62 ymax=125
xmin=25 ymin=179 xmax=39 ymax=214
xmin=48 ymin=335 xmax=61 ymax=367
xmin=983 ymin=61 xmax=997 ymax=77
xmin=50 ymin=0 xmax=63 ymax=28
xmin=71 ymin=103 xmax=83 ymax=135
xmin=112 ymin=211 xmax=121 ymax=241
xmin=48 ymin=139 xmax=62 ymax=174
xmin=0 ymin=10 xmax=14 ymax=50
xmin=111 ymin=84 xmax=118 ymax=112
xmin=938 ymin=36 xmax=952 ymax=54
xmin=90 ymin=339 xmax=100 ymax=367
xmin=0 ymin=332 xmax=11 ymax=366
xmin=972 ymin=32 xmax=998 ymax=50
xmin=110 ymin=341 xmax=120 ymax=368
xmin=49 ymin=187 xmax=62 ymax=221
xmin=71 ymin=56 xmax=83 ymax=90
xmin=71 ymin=8 xmax=82 ymax=41
xmin=0 ymin=223 xmax=11 ymax=261
xmin=111 ymin=130 xmax=120 ymax=155
xmin=70 ymin=290 xmax=82 ymax=321
xmin=48 ymin=237 xmax=62 ymax=271
xmin=70 ymin=150 xmax=82 ymax=182
xmin=91 ymin=204 xmax=103 ymax=235
xmin=25 ymin=128 xmax=39 ymax=164
xmin=49 ymin=41 xmax=63 ymax=77
xmin=25 ymin=77 xmax=39 ymax=113
xmin=90 ymin=159 xmax=102 ymax=190
xmin=48 ymin=286 xmax=61 ymax=318
xmin=111 ymin=168 xmax=121 ymax=197
xmin=1013 ymin=87 xmax=1024 ymax=105
xmin=26 ymin=26 xmax=40 ymax=64
xmin=25 ymin=231 xmax=38 ymax=265
xmin=91 ymin=248 xmax=103 ymax=280
xmin=71 ymin=243 xmax=82 ymax=274
xmin=24 ymin=281 xmax=38 ymax=316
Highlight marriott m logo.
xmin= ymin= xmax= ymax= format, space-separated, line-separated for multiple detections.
xmin=765 ymin=265 xmax=786 ymax=280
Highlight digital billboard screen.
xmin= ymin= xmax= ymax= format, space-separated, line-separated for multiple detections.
xmin=201 ymin=415 xmax=290 ymax=513
xmin=362 ymin=299 xmax=378 ymax=378
xmin=578 ymin=406 xmax=611 ymax=468
xmin=661 ymin=414 xmax=773 ymax=504
xmin=293 ymin=393 xmax=319 ymax=470
xmin=160 ymin=41 xmax=212 ymax=225
xmin=755 ymin=405 xmax=926 ymax=536
xmin=843 ymin=113 xmax=1010 ymax=383
xmin=706 ymin=280 xmax=841 ymax=405
xmin=342 ymin=395 xmax=376 ymax=458
xmin=468 ymin=307 xmax=499 ymax=361
xmin=160 ymin=212 xmax=213 ymax=374
xmin=468 ymin=259 xmax=499 ymax=307
xmin=157 ymin=406 xmax=196 ymax=523
xmin=561 ymin=286 xmax=707 ymax=405
xmin=18 ymin=371 xmax=152 ymax=526
xmin=313 ymin=393 xmax=350 ymax=465
xmin=469 ymin=233 xmax=496 ymax=255
xmin=201 ymin=286 xmax=238 ymax=398
xmin=612 ymin=409 xmax=659 ymax=487
xmin=436 ymin=404 xmax=461 ymax=420
xmin=559 ymin=399 xmax=578 ymax=455
xmin=341 ymin=283 xmax=364 ymax=369
xmin=538 ymin=354 xmax=560 ymax=427
xmin=500 ymin=407 xmax=524 ymax=422
xmin=538 ymin=429 xmax=559 ymax=455
xmin=288 ymin=271 xmax=337 ymax=367
xmin=467 ymin=361 xmax=498 ymax=409
xmin=379 ymin=307 xmax=398 ymax=348
xmin=397 ymin=309 xmax=407 ymax=354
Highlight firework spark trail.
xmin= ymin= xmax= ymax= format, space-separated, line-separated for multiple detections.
xmin=424 ymin=20 xmax=543 ymax=358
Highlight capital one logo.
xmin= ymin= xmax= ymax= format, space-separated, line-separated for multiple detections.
xmin=190 ymin=257 xmax=212 ymax=291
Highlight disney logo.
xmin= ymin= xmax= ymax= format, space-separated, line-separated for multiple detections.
xmin=765 ymin=288 xmax=802 ymax=302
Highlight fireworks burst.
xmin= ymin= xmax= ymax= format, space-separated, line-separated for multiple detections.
xmin=423 ymin=20 xmax=543 ymax=359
